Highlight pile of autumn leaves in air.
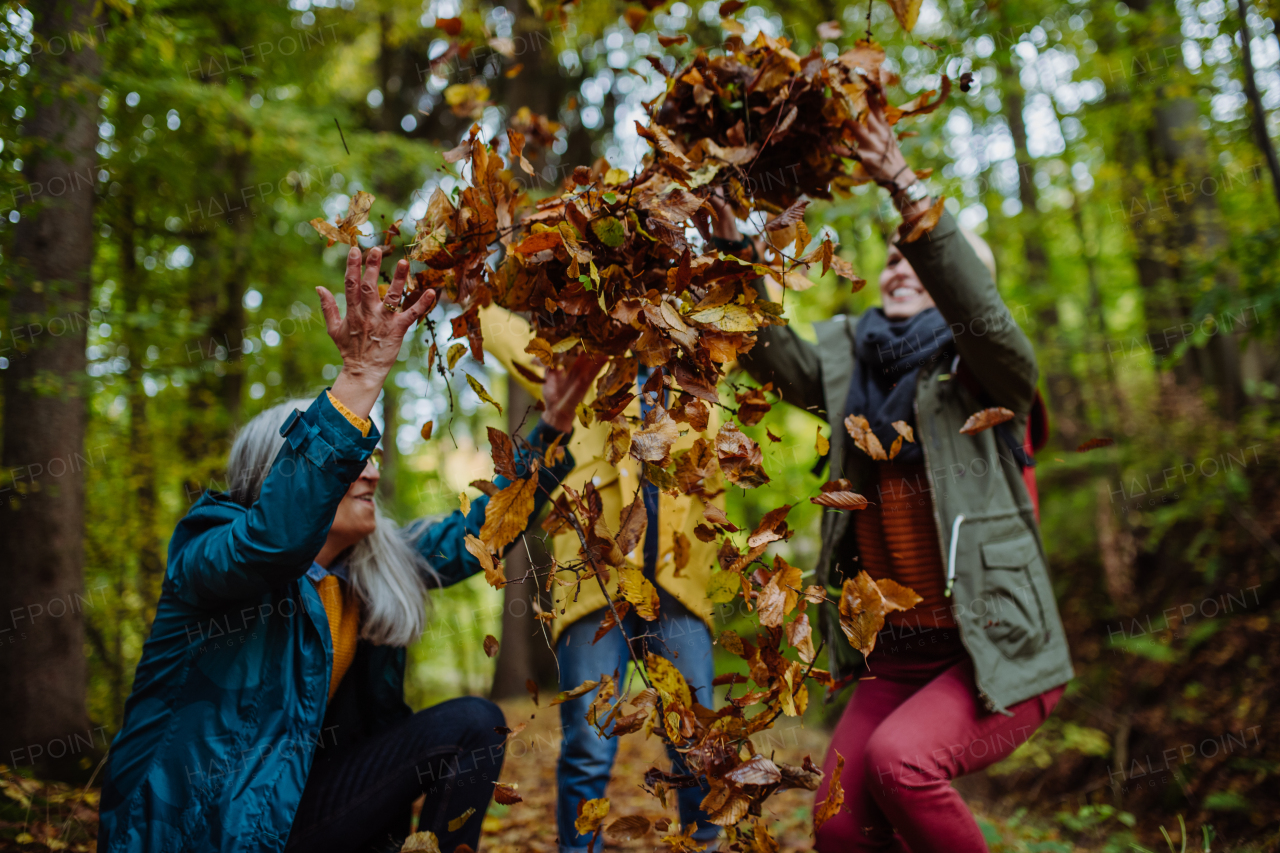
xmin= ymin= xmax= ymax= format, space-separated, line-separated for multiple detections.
xmin=313 ymin=27 xmax=955 ymax=851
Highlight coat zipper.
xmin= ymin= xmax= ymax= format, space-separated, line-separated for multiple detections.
xmin=915 ymin=369 xmax=1002 ymax=715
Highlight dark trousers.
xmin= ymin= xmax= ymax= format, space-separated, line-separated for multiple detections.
xmin=284 ymin=696 xmax=506 ymax=853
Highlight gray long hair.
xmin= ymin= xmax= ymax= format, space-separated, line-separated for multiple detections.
xmin=227 ymin=398 xmax=434 ymax=647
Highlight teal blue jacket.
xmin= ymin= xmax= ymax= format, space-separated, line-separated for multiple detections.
xmin=98 ymin=391 xmax=571 ymax=853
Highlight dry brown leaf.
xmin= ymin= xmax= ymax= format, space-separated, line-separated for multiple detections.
xmin=844 ymin=413 xmax=887 ymax=460
xmin=616 ymin=497 xmax=648 ymax=557
xmin=605 ymin=815 xmax=652 ymax=841
xmin=877 ymin=577 xmax=923 ymax=612
xmin=494 ymin=782 xmax=523 ymax=805
xmin=483 ymin=634 xmax=499 ymax=658
xmin=631 ymin=407 xmax=679 ymax=466
xmin=838 ymin=571 xmax=887 ymax=657
xmin=813 ymin=752 xmax=846 ymax=833
xmin=810 ymin=479 xmax=869 ymax=510
xmin=958 ymin=406 xmax=1015 ymax=435
xmin=478 ymin=476 xmax=537 ymax=553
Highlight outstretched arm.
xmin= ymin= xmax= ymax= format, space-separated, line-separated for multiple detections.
xmin=409 ymin=353 xmax=605 ymax=588
xmin=169 ymin=248 xmax=438 ymax=608
xmin=847 ymin=90 xmax=1038 ymax=414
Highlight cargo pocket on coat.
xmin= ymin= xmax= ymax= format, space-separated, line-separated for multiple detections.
xmin=978 ymin=531 xmax=1048 ymax=660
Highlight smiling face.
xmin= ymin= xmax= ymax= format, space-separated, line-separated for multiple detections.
xmin=318 ymin=456 xmax=380 ymax=565
xmin=879 ymin=242 xmax=937 ymax=319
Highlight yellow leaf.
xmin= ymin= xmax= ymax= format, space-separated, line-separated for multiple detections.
xmin=478 ymin=477 xmax=536 ymax=552
xmin=447 ymin=807 xmax=476 ymax=832
xmin=447 ymin=342 xmax=467 ymax=369
xmin=815 ymin=427 xmax=829 ymax=457
xmin=464 ymin=533 xmax=506 ymax=587
xmin=400 ymin=831 xmax=441 ymax=853
xmin=884 ymin=0 xmax=923 ymax=32
xmin=459 ymin=492 xmax=471 ymax=516
xmin=619 ymin=566 xmax=660 ymax=620
xmin=646 ymin=652 xmax=693 ymax=707
xmin=467 ymin=373 xmax=503 ymax=414
xmin=574 ymin=797 xmax=611 ymax=836
xmin=550 ymin=678 xmax=600 ymax=706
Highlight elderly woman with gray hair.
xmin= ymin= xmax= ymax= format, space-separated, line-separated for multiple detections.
xmin=98 ymin=247 xmax=601 ymax=853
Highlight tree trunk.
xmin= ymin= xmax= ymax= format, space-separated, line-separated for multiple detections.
xmin=1123 ymin=0 xmax=1247 ymax=417
xmin=1236 ymin=0 xmax=1280 ymax=210
xmin=491 ymin=382 xmax=559 ymax=696
xmin=0 ymin=0 xmax=101 ymax=783
xmin=998 ymin=48 xmax=1086 ymax=443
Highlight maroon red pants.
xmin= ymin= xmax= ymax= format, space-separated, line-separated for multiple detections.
xmin=814 ymin=631 xmax=1065 ymax=852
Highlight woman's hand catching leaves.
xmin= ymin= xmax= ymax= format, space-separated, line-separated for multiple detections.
xmin=541 ymin=353 xmax=608 ymax=433
xmin=845 ymin=88 xmax=933 ymax=220
xmin=318 ymin=246 xmax=438 ymax=419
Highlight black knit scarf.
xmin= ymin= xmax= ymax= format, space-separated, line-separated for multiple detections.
xmin=843 ymin=307 xmax=954 ymax=466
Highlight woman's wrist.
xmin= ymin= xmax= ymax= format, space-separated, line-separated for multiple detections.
xmin=330 ymin=367 xmax=385 ymax=420
xmin=541 ymin=405 xmax=575 ymax=434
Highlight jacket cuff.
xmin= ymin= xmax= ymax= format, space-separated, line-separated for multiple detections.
xmin=279 ymin=392 xmax=381 ymax=483
xmin=898 ymin=210 xmax=959 ymax=263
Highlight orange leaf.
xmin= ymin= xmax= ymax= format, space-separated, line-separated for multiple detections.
xmin=958 ymin=406 xmax=1015 ymax=435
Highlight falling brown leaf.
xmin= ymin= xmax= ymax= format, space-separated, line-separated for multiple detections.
xmin=420 ymin=420 xmax=433 ymax=441
xmin=877 ymin=577 xmax=923 ymax=612
xmin=703 ymin=504 xmax=739 ymax=531
xmin=810 ymin=479 xmax=869 ymax=510
xmin=845 ymin=414 xmax=887 ymax=460
xmin=757 ymin=556 xmax=802 ymax=628
xmin=433 ymin=17 xmax=463 ymax=35
xmin=478 ymin=477 xmax=537 ymax=552
xmin=1077 ymin=437 xmax=1115 ymax=452
xmin=891 ymin=420 xmax=914 ymax=442
xmin=725 ymin=755 xmax=783 ymax=786
xmin=526 ymin=678 xmax=539 ymax=706
xmin=715 ymin=422 xmax=770 ymax=488
xmin=838 ymin=571 xmax=887 ymax=657
xmin=631 ymin=407 xmax=680 ymax=466
xmin=735 ymin=385 xmax=772 ymax=426
xmin=483 ymin=634 xmax=499 ymax=658
xmin=746 ymin=504 xmax=792 ymax=548
xmin=813 ymin=752 xmax=845 ymax=833
xmin=959 ymin=406 xmax=1015 ymax=435
xmin=605 ymin=815 xmax=652 ymax=841
xmin=616 ymin=497 xmax=648 ymax=557
xmin=488 ymin=426 xmax=520 ymax=480
xmin=623 ymin=6 xmax=647 ymax=31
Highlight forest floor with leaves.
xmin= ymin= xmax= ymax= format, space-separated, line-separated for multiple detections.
xmin=0 ymin=696 xmax=1182 ymax=853
xmin=474 ymin=698 xmax=1090 ymax=853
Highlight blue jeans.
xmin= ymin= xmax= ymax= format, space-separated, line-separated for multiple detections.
xmin=555 ymin=587 xmax=717 ymax=852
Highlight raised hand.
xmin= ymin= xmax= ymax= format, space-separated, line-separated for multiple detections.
xmin=845 ymin=89 xmax=933 ymax=220
xmin=318 ymin=246 xmax=438 ymax=418
xmin=542 ymin=353 xmax=608 ymax=433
